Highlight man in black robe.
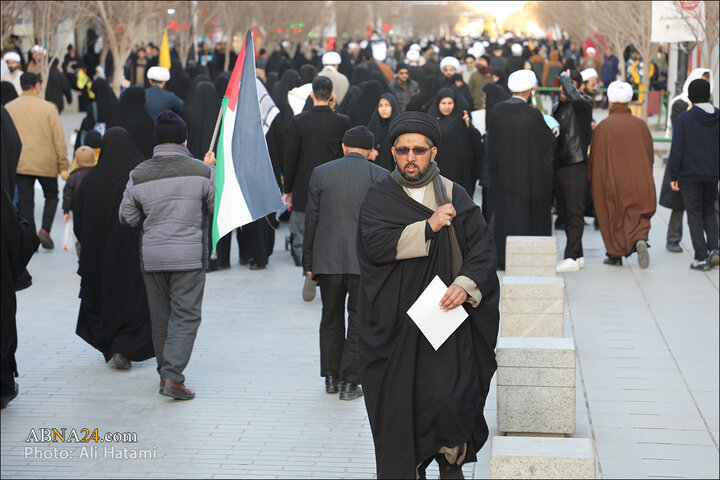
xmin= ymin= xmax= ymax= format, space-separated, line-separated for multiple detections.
xmin=487 ymin=69 xmax=556 ymax=268
xmin=357 ymin=111 xmax=499 ymax=479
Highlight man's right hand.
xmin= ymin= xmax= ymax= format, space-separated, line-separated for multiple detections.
xmin=283 ymin=193 xmax=293 ymax=211
xmin=428 ymin=203 xmax=456 ymax=232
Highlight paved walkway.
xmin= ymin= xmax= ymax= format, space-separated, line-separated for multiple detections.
xmin=1 ymin=111 xmax=717 ymax=479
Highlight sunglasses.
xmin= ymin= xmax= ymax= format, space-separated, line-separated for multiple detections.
xmin=394 ymin=146 xmax=430 ymax=156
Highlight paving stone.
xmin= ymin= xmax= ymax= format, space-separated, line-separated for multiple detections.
xmin=490 ymin=436 xmax=594 ymax=479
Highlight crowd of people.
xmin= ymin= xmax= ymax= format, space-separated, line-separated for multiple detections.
xmin=1 ymin=26 xmax=718 ymax=479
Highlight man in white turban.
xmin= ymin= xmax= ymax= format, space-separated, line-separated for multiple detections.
xmin=487 ymin=68 xmax=557 ymax=266
xmin=588 ymin=81 xmax=655 ymax=268
xmin=144 ymin=66 xmax=183 ymax=119
xmin=440 ymin=56 xmax=461 ymax=79
xmin=319 ymin=51 xmax=349 ymax=104
xmin=2 ymin=52 xmax=23 ymax=96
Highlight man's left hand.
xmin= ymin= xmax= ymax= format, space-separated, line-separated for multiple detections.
xmin=670 ymin=180 xmax=680 ymax=191
xmin=439 ymin=284 xmax=467 ymax=312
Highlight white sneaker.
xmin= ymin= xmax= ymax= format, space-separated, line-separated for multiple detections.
xmin=577 ymin=257 xmax=585 ymax=269
xmin=557 ymin=258 xmax=580 ymax=272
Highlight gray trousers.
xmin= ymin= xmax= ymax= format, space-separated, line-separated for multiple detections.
xmin=289 ymin=211 xmax=305 ymax=265
xmin=667 ymin=209 xmax=684 ymax=243
xmin=143 ymin=270 xmax=205 ymax=383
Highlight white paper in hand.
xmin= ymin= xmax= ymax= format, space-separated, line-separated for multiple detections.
xmin=407 ymin=275 xmax=468 ymax=350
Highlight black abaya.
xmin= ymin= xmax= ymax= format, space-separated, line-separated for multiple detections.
xmin=108 ymin=86 xmax=155 ymax=159
xmin=428 ymin=88 xmax=482 ymax=197
xmin=366 ymin=93 xmax=399 ymax=171
xmin=182 ymin=81 xmax=220 ymax=159
xmin=72 ymin=127 xmax=154 ymax=362
xmin=1 ymin=106 xmax=21 ymax=198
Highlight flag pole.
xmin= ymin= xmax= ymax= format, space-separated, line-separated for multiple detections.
xmin=208 ymin=108 xmax=223 ymax=154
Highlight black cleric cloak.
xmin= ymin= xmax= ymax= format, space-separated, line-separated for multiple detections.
xmin=72 ymin=127 xmax=154 ymax=362
xmin=357 ymin=175 xmax=499 ymax=478
xmin=487 ymin=97 xmax=556 ymax=267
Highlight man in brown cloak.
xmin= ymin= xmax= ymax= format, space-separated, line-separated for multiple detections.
xmin=588 ymin=81 xmax=656 ymax=267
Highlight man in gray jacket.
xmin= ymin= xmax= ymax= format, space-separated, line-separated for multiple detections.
xmin=303 ymin=126 xmax=389 ymax=400
xmin=119 ymin=111 xmax=214 ymax=400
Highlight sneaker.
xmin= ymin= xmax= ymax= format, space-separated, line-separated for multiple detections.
xmin=690 ymin=259 xmax=712 ymax=271
xmin=38 ymin=229 xmax=54 ymax=249
xmin=577 ymin=257 xmax=585 ymax=269
xmin=636 ymin=240 xmax=650 ymax=269
xmin=666 ymin=242 xmax=683 ymax=253
xmin=556 ymin=258 xmax=580 ymax=272
xmin=709 ymin=249 xmax=720 ymax=267
xmin=302 ymin=275 xmax=316 ymax=302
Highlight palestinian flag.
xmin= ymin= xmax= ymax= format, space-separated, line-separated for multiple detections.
xmin=212 ymin=28 xmax=284 ymax=255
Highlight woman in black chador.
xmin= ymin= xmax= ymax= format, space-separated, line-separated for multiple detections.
xmin=428 ymin=88 xmax=484 ymax=198
xmin=72 ymin=127 xmax=154 ymax=369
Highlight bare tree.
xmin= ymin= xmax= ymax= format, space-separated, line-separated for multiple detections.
xmin=1 ymin=0 xmax=25 ymax=48
xmin=673 ymin=0 xmax=720 ymax=74
xmin=95 ymin=1 xmax=164 ymax=96
xmin=29 ymin=2 xmax=92 ymax=97
xmin=166 ymin=2 xmax=195 ymax=68
xmin=589 ymin=1 xmax=658 ymax=120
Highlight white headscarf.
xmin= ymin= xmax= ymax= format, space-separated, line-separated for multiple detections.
xmin=671 ymin=67 xmax=712 ymax=107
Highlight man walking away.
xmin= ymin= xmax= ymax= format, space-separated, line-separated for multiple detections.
xmin=589 ymin=81 xmax=655 ymax=268
xmin=303 ymin=126 xmax=389 ymax=400
xmin=119 ymin=111 xmax=214 ymax=400
xmin=5 ymin=72 xmax=68 ymax=249
xmin=283 ymin=76 xmax=351 ymax=294
xmin=667 ymin=79 xmax=719 ymax=271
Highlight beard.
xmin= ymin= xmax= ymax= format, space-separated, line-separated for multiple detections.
xmin=400 ymin=161 xmax=429 ymax=182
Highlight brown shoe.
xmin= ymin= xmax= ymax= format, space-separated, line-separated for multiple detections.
xmin=38 ymin=229 xmax=54 ymax=249
xmin=159 ymin=378 xmax=195 ymax=400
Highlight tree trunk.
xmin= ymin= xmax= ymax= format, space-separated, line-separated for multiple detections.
xmin=640 ymin=67 xmax=651 ymax=123
xmin=224 ymin=33 xmax=231 ymax=73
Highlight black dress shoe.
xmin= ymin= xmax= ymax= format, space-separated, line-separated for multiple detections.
xmin=249 ymin=263 xmax=266 ymax=270
xmin=603 ymin=256 xmax=623 ymax=266
xmin=339 ymin=381 xmax=363 ymax=400
xmin=325 ymin=376 xmax=340 ymax=394
xmin=0 ymin=382 xmax=19 ymax=409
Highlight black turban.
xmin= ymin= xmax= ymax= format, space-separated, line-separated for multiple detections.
xmin=388 ymin=111 xmax=441 ymax=147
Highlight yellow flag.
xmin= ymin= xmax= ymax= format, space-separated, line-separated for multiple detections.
xmin=76 ymin=68 xmax=89 ymax=90
xmin=159 ymin=30 xmax=171 ymax=69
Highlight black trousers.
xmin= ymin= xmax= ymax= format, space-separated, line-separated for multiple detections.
xmin=680 ymin=181 xmax=719 ymax=260
xmin=555 ymin=163 xmax=587 ymax=259
xmin=16 ymin=175 xmax=58 ymax=233
xmin=318 ymin=274 xmax=360 ymax=385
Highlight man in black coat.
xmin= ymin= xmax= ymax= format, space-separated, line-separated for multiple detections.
xmin=552 ymin=69 xmax=593 ymax=272
xmin=303 ymin=126 xmax=389 ymax=400
xmin=283 ymin=76 xmax=351 ymax=274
